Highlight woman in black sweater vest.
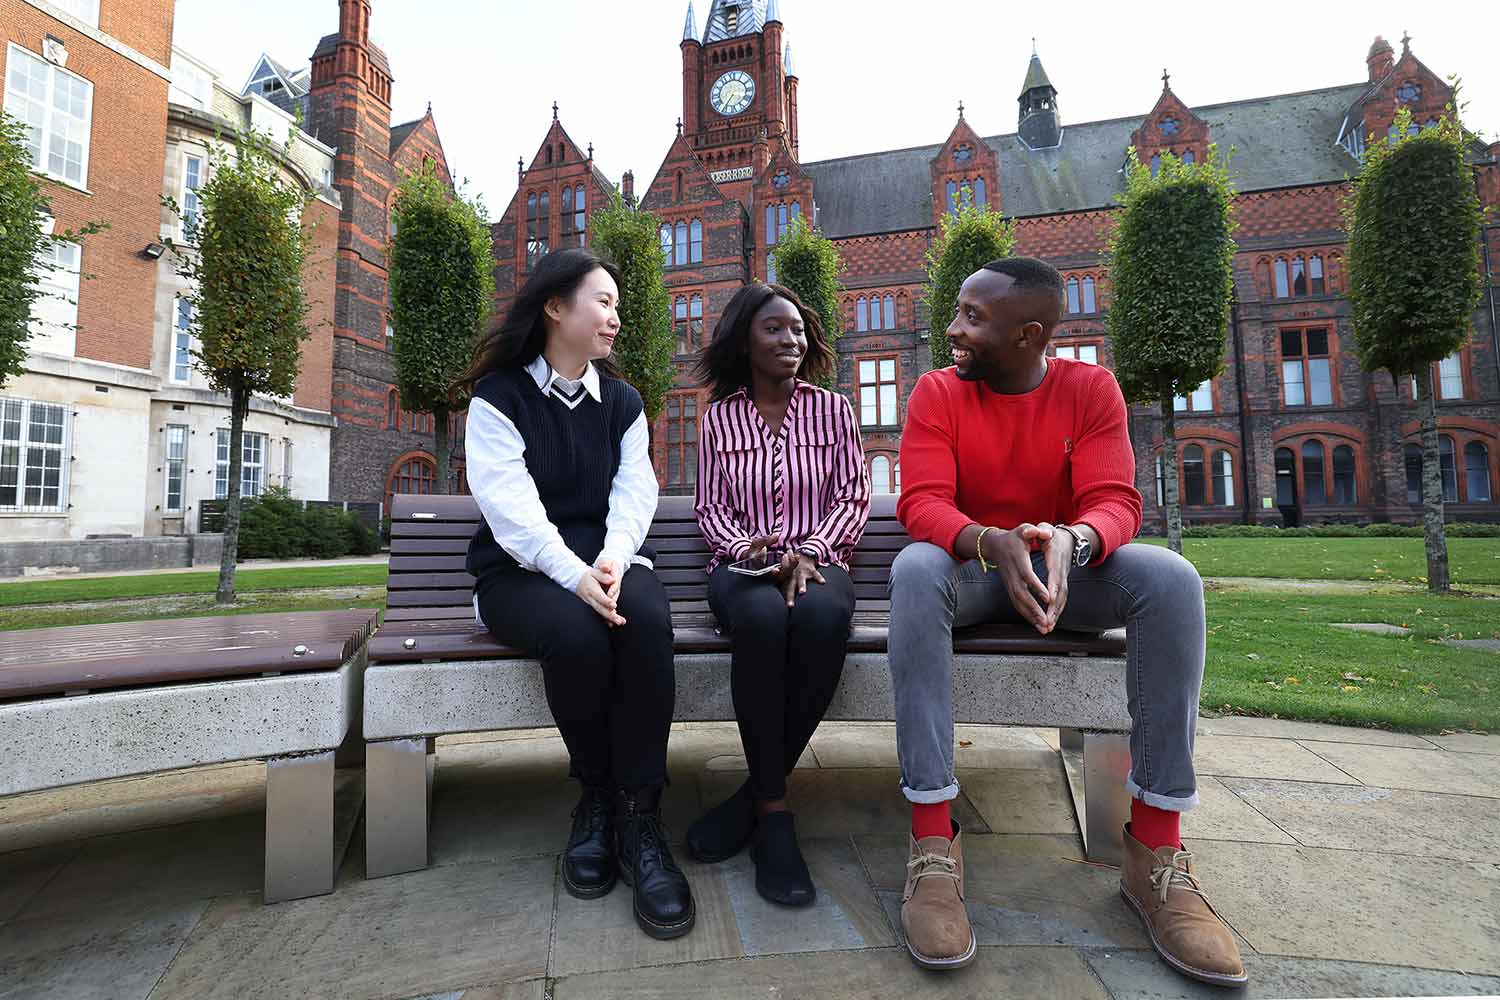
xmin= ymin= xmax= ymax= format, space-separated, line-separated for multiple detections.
xmin=454 ymin=248 xmax=693 ymax=940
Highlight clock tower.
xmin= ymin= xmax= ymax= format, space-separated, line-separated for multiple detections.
xmin=680 ymin=0 xmax=798 ymax=202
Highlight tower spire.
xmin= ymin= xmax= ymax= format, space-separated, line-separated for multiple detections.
xmin=1018 ymin=47 xmax=1061 ymax=149
xmin=766 ymin=0 xmax=782 ymax=24
xmin=682 ymin=0 xmax=697 ymax=42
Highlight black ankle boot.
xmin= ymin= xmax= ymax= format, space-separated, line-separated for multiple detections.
xmin=616 ymin=785 xmax=695 ymax=939
xmin=561 ymin=782 xmax=616 ymax=899
xmin=750 ymin=810 xmax=815 ymax=907
xmin=685 ymin=779 xmax=756 ymax=863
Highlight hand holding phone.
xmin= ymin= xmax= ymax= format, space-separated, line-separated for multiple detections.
xmin=728 ymin=550 xmax=782 ymax=576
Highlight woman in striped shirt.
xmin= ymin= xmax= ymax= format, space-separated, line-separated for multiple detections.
xmin=686 ymin=283 xmax=871 ymax=906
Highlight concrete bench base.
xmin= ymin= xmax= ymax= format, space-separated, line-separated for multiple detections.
xmin=364 ymin=652 xmax=1131 ymax=878
xmin=1 ymin=647 xmax=368 ymax=904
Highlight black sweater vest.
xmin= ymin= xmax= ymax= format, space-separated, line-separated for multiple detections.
xmin=465 ymin=365 xmax=651 ymax=582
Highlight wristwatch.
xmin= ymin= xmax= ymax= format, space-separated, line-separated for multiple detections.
xmin=1056 ymin=524 xmax=1092 ymax=567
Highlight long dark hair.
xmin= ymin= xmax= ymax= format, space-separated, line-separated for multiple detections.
xmin=693 ymin=282 xmax=835 ymax=402
xmin=452 ymin=247 xmax=622 ymax=405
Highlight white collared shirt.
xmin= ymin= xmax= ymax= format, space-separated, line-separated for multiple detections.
xmin=465 ymin=358 xmax=657 ymax=607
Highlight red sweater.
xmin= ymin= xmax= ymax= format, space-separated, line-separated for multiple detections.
xmin=897 ymin=359 xmax=1143 ymax=561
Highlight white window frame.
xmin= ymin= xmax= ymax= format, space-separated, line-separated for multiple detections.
xmin=164 ymin=424 xmax=188 ymax=513
xmin=215 ymin=428 xmax=267 ymax=499
xmin=4 ymin=43 xmax=94 ymax=190
xmin=1174 ymin=379 xmax=1213 ymax=412
xmin=171 ymin=296 xmax=196 ymax=384
xmin=1438 ymin=353 xmax=1463 ymax=400
xmin=0 ymin=395 xmax=71 ymax=513
xmin=1053 ymin=343 xmax=1099 ymax=366
xmin=870 ymin=455 xmax=893 ymax=495
xmin=27 ymin=239 xmax=80 ymax=357
xmin=857 ymin=357 xmax=899 ymax=428
xmin=282 ymin=439 xmax=294 ymax=489
xmin=180 ymin=150 xmax=204 ymax=241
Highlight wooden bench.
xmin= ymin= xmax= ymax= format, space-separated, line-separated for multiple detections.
xmin=364 ymin=494 xmax=1132 ymax=878
xmin=0 ymin=609 xmax=377 ymax=903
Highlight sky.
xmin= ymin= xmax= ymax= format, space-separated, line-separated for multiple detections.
xmin=173 ymin=0 xmax=1499 ymax=219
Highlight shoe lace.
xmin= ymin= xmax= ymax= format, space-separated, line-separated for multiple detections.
xmin=906 ymin=851 xmax=960 ymax=886
xmin=631 ymin=809 xmax=682 ymax=875
xmin=1150 ymin=850 xmax=1207 ymax=906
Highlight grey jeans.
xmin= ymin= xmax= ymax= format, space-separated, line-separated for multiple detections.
xmin=888 ymin=541 xmax=1204 ymax=811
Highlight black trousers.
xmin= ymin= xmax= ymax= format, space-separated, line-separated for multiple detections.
xmin=475 ymin=564 xmax=675 ymax=791
xmin=708 ymin=563 xmax=855 ymax=801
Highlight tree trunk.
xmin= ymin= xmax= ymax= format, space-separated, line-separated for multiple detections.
xmin=433 ymin=408 xmax=450 ymax=495
xmin=215 ymin=382 xmax=248 ymax=605
xmin=1162 ymin=397 xmax=1183 ymax=554
xmin=1418 ymin=367 xmax=1450 ymax=593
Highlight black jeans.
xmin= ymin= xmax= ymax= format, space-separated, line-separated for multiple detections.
xmin=708 ymin=563 xmax=855 ymax=801
xmin=475 ymin=564 xmax=675 ymax=791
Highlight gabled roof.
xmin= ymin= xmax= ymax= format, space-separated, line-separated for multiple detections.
xmin=1020 ymin=54 xmax=1054 ymax=97
xmin=801 ymin=82 xmax=1369 ymax=237
xmin=241 ymin=53 xmax=311 ymax=116
xmin=390 ymin=118 xmax=423 ymax=155
xmin=702 ymin=0 xmax=769 ymax=42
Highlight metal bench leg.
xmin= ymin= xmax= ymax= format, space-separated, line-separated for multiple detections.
xmin=1080 ymin=732 xmax=1131 ymax=866
xmin=264 ymin=750 xmax=336 ymax=903
xmin=366 ymin=737 xmax=431 ymax=878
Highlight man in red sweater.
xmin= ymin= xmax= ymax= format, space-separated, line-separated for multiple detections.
xmin=889 ymin=257 xmax=1245 ymax=986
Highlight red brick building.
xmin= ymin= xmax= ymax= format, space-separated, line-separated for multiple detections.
xmin=492 ymin=3 xmax=1499 ymax=526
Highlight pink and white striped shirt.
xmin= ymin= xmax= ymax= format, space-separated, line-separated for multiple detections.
xmin=695 ymin=381 xmax=871 ymax=572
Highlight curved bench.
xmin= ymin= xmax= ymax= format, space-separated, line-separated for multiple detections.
xmin=365 ymin=495 xmax=1131 ymax=878
xmin=0 ymin=609 xmax=377 ymax=903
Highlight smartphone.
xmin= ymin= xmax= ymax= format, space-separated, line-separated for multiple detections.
xmin=728 ymin=551 xmax=782 ymax=576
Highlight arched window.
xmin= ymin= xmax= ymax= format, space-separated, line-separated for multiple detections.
xmin=1150 ymin=154 xmax=1161 ymax=176
xmin=883 ymin=294 xmax=896 ymax=330
xmin=870 ymin=455 xmax=892 ymax=494
xmin=1066 ymin=278 xmax=1080 ymax=314
xmin=766 ymin=252 xmax=777 ymax=284
xmin=1404 ymin=444 xmax=1423 ymax=504
xmin=1181 ymin=150 xmax=1195 ymax=165
xmin=689 ymin=294 xmax=703 ymax=349
xmin=945 ymin=180 xmax=958 ymax=214
xmin=1309 ymin=254 xmax=1325 ymax=294
xmin=1465 ymin=442 xmax=1493 ymax=502
xmin=386 ymin=455 xmax=437 ymax=512
xmin=973 ymin=177 xmax=986 ymax=208
xmin=1301 ymin=440 xmax=1327 ymax=504
xmin=675 ymin=170 xmax=683 ymax=201
xmin=894 ymin=460 xmax=901 ymax=494
xmin=1155 ymin=454 xmax=1165 ymax=506
xmin=1440 ymin=436 xmax=1458 ymax=502
xmin=525 ymin=192 xmax=546 ymax=267
xmin=674 ymin=296 xmax=690 ymax=355
xmin=1275 ymin=447 xmax=1297 ymax=507
xmin=1274 ymin=259 xmax=1290 ymax=298
xmin=1211 ymin=450 xmax=1234 ymax=507
xmin=1333 ymin=445 xmax=1357 ymax=504
xmin=572 ymin=184 xmax=586 ymax=245
xmin=765 ymin=204 xmax=776 ymax=246
xmin=856 ymin=297 xmax=868 ymax=332
xmin=1081 ymin=276 xmax=1097 ymax=313
xmin=560 ymin=186 xmax=574 ymax=242
xmin=387 ymin=389 xmax=397 ymax=430
xmin=545 ymin=146 xmax=552 ymax=164
xmin=1182 ymin=445 xmax=1206 ymax=506
xmin=659 ymin=223 xmax=673 ymax=265
xmin=689 ymin=219 xmax=703 ymax=263
xmin=674 ymin=221 xmax=688 ymax=266
xmin=1291 ymin=256 xmax=1307 ymax=296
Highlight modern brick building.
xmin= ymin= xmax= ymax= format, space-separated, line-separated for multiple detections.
xmin=490 ymin=1 xmax=1500 ymax=527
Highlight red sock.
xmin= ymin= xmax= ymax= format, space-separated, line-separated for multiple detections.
xmin=1130 ymin=798 xmax=1182 ymax=851
xmin=911 ymin=801 xmax=952 ymax=841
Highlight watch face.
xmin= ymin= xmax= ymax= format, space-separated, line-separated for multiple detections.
xmin=710 ymin=70 xmax=755 ymax=116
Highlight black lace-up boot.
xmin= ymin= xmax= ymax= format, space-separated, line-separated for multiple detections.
xmin=615 ymin=785 xmax=696 ymax=939
xmin=561 ymin=782 xmax=616 ymax=899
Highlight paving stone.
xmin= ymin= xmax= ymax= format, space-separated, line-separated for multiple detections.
xmin=1300 ymin=741 xmax=1500 ymax=798
xmin=702 ymin=747 xmax=817 ymax=772
xmin=0 ymin=760 xmax=265 ymax=853
xmin=716 ymin=837 xmax=894 ymax=955
xmin=1081 ymin=947 xmax=1500 ymax=999
xmin=0 ymin=895 xmax=208 ymax=1000
xmin=0 ymin=843 xmax=77 ymax=925
xmin=1427 ymin=732 xmax=1500 ymax=754
xmin=1192 ymin=735 xmax=1360 ymax=784
xmin=1190 ymin=839 xmax=1500 ymax=973
xmin=1222 ymin=777 xmax=1500 ymax=863
xmin=149 ymin=859 xmax=552 ymax=1000
xmin=400 ymin=982 xmax=545 ymax=1000
xmin=551 ymin=944 xmax=1111 ymax=999
xmin=1330 ymin=622 xmax=1412 ymax=636
xmin=1194 ymin=716 xmax=1437 ymax=749
xmin=1181 ymin=776 xmax=1296 ymax=845
xmin=857 ymin=832 xmax=1149 ymax=950
xmin=808 ymin=722 xmax=1055 ymax=770
xmin=437 ymin=727 xmax=561 ymax=747
xmin=954 ymin=766 xmax=1076 ymax=835
xmin=699 ymin=768 xmax=988 ymax=839
xmin=548 ymin=855 xmax=742 ymax=977
xmin=428 ymin=749 xmax=699 ymax=866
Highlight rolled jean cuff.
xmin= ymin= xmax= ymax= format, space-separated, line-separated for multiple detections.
xmin=901 ymin=780 xmax=960 ymax=804
xmin=1127 ymin=776 xmax=1198 ymax=812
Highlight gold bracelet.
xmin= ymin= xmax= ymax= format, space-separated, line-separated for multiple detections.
xmin=975 ymin=525 xmax=996 ymax=573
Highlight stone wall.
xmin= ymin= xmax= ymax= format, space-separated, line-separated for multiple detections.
xmin=0 ymin=533 xmax=223 ymax=578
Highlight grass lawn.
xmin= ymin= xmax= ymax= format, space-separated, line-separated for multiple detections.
xmin=0 ymin=589 xmax=386 ymax=632
xmin=1147 ymin=536 xmax=1500 ymax=585
xmin=1202 ymin=586 xmax=1499 ymax=732
xmin=0 ymin=563 xmax=388 ymax=607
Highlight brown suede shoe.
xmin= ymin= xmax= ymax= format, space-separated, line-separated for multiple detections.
xmin=900 ymin=822 xmax=977 ymax=970
xmin=1119 ymin=825 xmax=1247 ymax=987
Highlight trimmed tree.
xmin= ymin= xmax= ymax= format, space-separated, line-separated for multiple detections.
xmin=769 ymin=214 xmax=844 ymax=388
xmin=924 ymin=199 xmax=1016 ymax=369
xmin=165 ymin=127 xmax=313 ymax=604
xmin=588 ymin=191 xmax=675 ymax=420
xmin=1107 ymin=147 xmax=1237 ymax=553
xmin=1346 ymin=106 xmax=1484 ymax=593
xmin=389 ymin=166 xmax=495 ymax=493
xmin=0 ymin=111 xmax=104 ymax=388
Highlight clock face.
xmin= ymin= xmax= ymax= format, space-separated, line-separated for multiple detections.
xmin=710 ymin=70 xmax=755 ymax=117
